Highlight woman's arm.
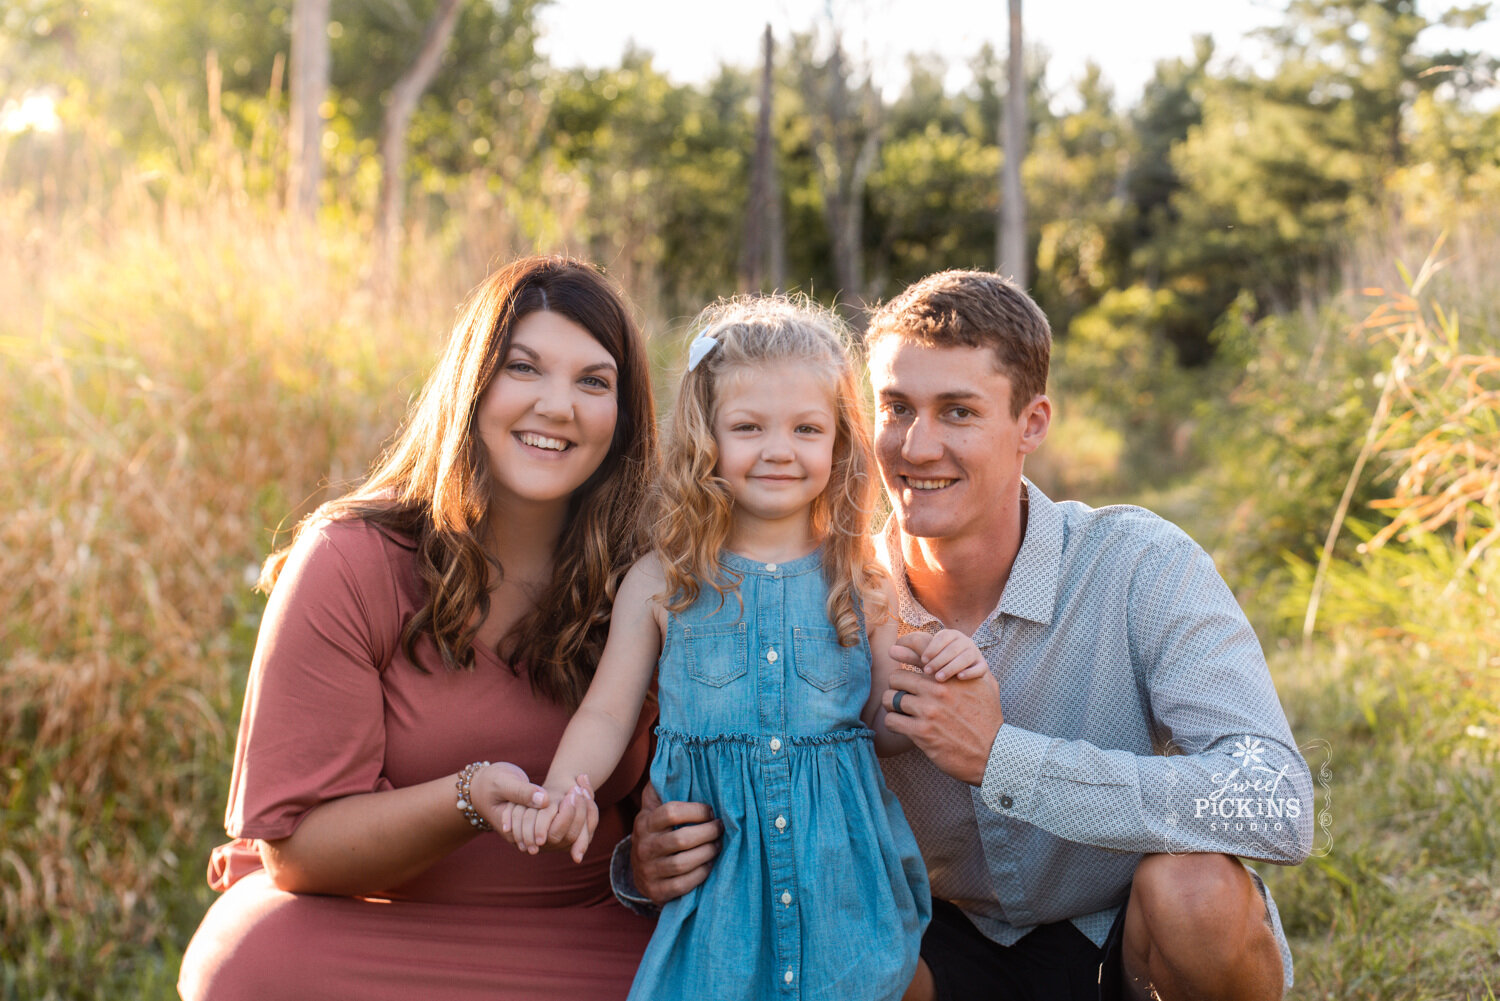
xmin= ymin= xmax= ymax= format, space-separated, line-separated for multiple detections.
xmin=231 ymin=521 xmax=558 ymax=896
xmin=258 ymin=762 xmax=545 ymax=895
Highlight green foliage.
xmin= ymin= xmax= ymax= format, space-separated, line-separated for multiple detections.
xmin=1050 ymin=284 xmax=1201 ymax=492
xmin=1026 ymin=65 xmax=1131 ymax=332
xmin=868 ymin=124 xmax=998 ymax=284
xmin=548 ymin=54 xmax=755 ymax=316
xmin=1193 ymin=293 xmax=1394 ymax=603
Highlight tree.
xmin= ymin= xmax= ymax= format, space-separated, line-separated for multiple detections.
xmin=372 ymin=0 xmax=464 ymax=290
xmin=741 ymin=25 xmax=784 ymax=293
xmin=998 ymin=0 xmax=1027 ymax=286
xmin=288 ymin=0 xmax=330 ymax=220
xmin=1025 ymin=63 xmax=1130 ymax=333
xmin=796 ymin=30 xmax=882 ymax=322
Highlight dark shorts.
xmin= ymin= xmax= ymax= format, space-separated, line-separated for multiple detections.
xmin=920 ymin=898 xmax=1129 ymax=1001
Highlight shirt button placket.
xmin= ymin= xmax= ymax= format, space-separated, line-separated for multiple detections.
xmin=760 ymin=565 xmax=799 ymax=996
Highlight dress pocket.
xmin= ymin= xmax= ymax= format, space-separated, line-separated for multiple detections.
xmin=682 ymin=621 xmax=749 ymax=687
xmin=792 ymin=624 xmax=853 ymax=692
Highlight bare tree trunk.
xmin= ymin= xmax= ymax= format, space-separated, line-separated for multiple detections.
xmin=373 ymin=0 xmax=465 ymax=291
xmin=999 ymin=0 xmax=1027 ymax=286
xmin=767 ymin=144 xmax=785 ymax=291
xmin=288 ymin=0 xmax=329 ymax=220
xmin=741 ymin=25 xmax=776 ymax=292
xmin=806 ymin=35 xmax=881 ymax=325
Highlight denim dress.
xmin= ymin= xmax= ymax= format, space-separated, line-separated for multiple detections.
xmin=628 ymin=549 xmax=931 ymax=1001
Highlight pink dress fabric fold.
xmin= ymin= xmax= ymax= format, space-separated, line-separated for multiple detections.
xmin=179 ymin=518 xmax=655 ymax=1000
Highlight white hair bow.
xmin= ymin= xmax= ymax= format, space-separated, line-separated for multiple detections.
xmin=686 ymin=330 xmax=718 ymax=371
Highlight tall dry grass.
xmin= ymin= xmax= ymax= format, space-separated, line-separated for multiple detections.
xmin=0 ymin=75 xmax=603 ymax=996
xmin=1245 ymin=247 xmax=1500 ymax=997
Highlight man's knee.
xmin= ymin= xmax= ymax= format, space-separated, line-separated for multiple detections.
xmin=1128 ymin=853 xmax=1280 ymax=986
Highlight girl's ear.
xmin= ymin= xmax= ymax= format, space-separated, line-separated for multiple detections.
xmin=1017 ymin=395 xmax=1051 ymax=455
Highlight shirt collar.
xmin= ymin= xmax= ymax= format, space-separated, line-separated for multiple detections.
xmin=876 ymin=478 xmax=1063 ymax=631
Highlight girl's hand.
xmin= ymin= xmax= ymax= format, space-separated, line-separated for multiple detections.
xmin=513 ymin=801 xmax=557 ymax=855
xmin=541 ymin=775 xmax=599 ymax=863
xmin=895 ymin=629 xmax=988 ymax=682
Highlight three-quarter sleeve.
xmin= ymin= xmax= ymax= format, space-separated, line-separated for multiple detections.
xmin=224 ymin=520 xmax=402 ymax=841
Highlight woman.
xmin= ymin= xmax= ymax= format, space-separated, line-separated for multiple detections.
xmin=179 ymin=256 xmax=659 ymax=1000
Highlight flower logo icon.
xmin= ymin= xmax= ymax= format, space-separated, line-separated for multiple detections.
xmin=1230 ymin=737 xmax=1266 ymax=769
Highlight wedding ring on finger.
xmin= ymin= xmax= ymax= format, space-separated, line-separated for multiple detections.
xmin=892 ymin=690 xmax=908 ymax=715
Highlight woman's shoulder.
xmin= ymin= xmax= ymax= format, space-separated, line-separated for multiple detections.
xmin=280 ymin=515 xmax=418 ymax=601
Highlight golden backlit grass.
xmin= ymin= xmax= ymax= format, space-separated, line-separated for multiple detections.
xmin=0 ymin=157 xmax=472 ymax=995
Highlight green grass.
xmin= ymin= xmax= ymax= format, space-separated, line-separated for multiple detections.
xmin=1260 ymin=646 xmax=1500 ymax=999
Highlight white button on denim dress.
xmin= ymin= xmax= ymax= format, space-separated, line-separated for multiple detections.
xmin=627 ymin=549 xmax=931 ymax=1001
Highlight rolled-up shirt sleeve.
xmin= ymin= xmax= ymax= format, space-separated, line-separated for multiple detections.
xmin=979 ymin=538 xmax=1314 ymax=864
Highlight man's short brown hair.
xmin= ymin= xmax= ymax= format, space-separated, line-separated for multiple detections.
xmin=866 ymin=270 xmax=1051 ymax=417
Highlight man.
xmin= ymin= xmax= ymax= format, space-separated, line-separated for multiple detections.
xmin=623 ymin=270 xmax=1313 ymax=1000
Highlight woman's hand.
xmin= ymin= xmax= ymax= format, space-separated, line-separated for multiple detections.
xmin=507 ymin=775 xmax=600 ymax=862
xmin=470 ymin=762 xmax=548 ymax=841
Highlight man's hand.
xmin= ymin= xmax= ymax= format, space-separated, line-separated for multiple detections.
xmin=883 ymin=666 xmax=1003 ymax=786
xmin=630 ymin=783 xmax=723 ymax=905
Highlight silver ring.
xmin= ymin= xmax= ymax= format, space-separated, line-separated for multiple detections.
xmin=891 ymin=690 xmax=907 ymax=715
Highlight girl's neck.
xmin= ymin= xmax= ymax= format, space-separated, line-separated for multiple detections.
xmin=724 ymin=510 xmax=819 ymax=564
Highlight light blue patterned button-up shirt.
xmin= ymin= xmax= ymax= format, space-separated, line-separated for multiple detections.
xmin=877 ymin=480 xmax=1313 ymax=989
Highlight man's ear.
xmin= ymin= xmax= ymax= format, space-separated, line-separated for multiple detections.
xmin=1017 ymin=395 xmax=1051 ymax=455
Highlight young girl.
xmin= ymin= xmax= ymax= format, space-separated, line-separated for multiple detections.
xmin=506 ymin=296 xmax=986 ymax=1000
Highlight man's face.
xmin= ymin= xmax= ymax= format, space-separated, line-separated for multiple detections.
xmin=868 ymin=337 xmax=1049 ymax=544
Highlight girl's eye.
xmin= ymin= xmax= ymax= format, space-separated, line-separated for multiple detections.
xmin=732 ymin=423 xmax=759 ymax=433
xmin=796 ymin=425 xmax=824 ymax=435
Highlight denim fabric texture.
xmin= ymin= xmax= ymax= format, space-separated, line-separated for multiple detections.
xmin=628 ymin=548 xmax=931 ymax=1001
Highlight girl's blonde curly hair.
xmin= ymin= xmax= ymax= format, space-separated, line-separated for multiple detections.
xmin=653 ymin=294 xmax=886 ymax=645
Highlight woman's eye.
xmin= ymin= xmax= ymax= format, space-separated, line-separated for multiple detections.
xmin=581 ymin=375 xmax=612 ymax=390
xmin=507 ymin=361 xmax=537 ymax=375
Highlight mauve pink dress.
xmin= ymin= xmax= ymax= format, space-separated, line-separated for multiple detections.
xmin=178 ymin=519 xmax=655 ymax=1000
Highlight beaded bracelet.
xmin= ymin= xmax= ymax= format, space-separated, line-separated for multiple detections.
xmin=456 ymin=761 xmax=494 ymax=832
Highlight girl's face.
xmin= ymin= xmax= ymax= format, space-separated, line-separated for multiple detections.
xmin=476 ymin=310 xmax=620 ymax=512
xmin=712 ymin=360 xmax=838 ymax=533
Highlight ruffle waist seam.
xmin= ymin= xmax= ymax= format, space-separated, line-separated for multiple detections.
xmin=653 ymin=726 xmax=874 ymax=747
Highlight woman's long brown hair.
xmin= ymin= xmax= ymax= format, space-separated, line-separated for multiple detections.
xmin=259 ymin=256 xmax=658 ymax=709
